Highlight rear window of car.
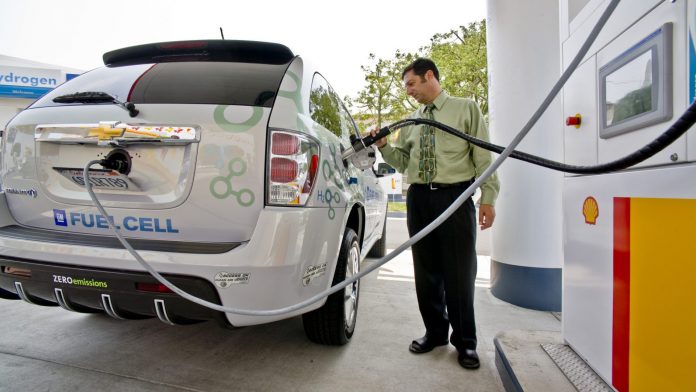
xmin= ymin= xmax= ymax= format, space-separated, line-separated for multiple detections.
xmin=32 ymin=61 xmax=288 ymax=109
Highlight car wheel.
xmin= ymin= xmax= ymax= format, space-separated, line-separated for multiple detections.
xmin=367 ymin=216 xmax=387 ymax=258
xmin=302 ymin=227 xmax=360 ymax=345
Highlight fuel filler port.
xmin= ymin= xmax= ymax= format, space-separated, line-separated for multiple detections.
xmin=101 ymin=148 xmax=133 ymax=175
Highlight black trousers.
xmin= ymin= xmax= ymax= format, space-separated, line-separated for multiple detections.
xmin=406 ymin=182 xmax=478 ymax=351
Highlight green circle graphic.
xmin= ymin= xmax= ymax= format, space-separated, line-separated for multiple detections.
xmin=214 ymin=106 xmax=263 ymax=133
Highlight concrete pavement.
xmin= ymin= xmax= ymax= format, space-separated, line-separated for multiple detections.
xmin=0 ymin=218 xmax=562 ymax=391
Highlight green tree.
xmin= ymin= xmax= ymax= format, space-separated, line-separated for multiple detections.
xmin=351 ymin=53 xmax=411 ymax=130
xmin=430 ymin=21 xmax=488 ymax=114
xmin=310 ymin=86 xmax=341 ymax=137
xmin=353 ymin=20 xmax=488 ymax=123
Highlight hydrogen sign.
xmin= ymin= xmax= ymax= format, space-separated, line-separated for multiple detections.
xmin=0 ymin=66 xmax=62 ymax=99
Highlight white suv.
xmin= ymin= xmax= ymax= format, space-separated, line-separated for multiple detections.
xmin=0 ymin=40 xmax=387 ymax=345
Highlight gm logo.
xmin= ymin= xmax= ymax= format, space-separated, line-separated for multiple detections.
xmin=53 ymin=209 xmax=68 ymax=227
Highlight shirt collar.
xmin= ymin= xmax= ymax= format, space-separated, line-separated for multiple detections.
xmin=423 ymin=91 xmax=449 ymax=112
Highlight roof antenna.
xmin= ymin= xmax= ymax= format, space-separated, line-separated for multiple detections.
xmin=219 ymin=27 xmax=225 ymax=40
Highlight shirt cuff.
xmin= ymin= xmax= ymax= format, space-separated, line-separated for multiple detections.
xmin=479 ymin=191 xmax=496 ymax=207
xmin=378 ymin=144 xmax=393 ymax=154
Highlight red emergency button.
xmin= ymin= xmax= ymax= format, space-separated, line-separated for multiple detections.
xmin=566 ymin=114 xmax=582 ymax=128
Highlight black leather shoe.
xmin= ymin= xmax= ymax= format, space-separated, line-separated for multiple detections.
xmin=409 ymin=335 xmax=449 ymax=354
xmin=458 ymin=349 xmax=480 ymax=369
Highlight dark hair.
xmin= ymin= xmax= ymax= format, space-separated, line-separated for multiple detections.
xmin=402 ymin=58 xmax=439 ymax=82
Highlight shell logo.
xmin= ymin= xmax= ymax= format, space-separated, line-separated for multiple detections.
xmin=583 ymin=196 xmax=599 ymax=225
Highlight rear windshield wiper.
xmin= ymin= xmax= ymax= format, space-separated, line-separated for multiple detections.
xmin=52 ymin=91 xmax=139 ymax=117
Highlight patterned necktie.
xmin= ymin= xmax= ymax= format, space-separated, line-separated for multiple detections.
xmin=418 ymin=104 xmax=437 ymax=182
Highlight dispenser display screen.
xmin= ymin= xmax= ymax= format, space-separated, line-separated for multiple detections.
xmin=599 ymin=23 xmax=672 ymax=139
xmin=605 ymin=50 xmax=654 ymax=127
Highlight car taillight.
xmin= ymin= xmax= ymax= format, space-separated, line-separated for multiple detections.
xmin=271 ymin=132 xmax=300 ymax=155
xmin=268 ymin=130 xmax=320 ymax=206
xmin=271 ymin=157 xmax=298 ymax=182
xmin=136 ymin=282 xmax=174 ymax=293
xmin=157 ymin=41 xmax=208 ymax=50
xmin=302 ymin=154 xmax=319 ymax=193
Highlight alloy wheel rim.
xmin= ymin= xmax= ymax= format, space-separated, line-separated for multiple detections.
xmin=344 ymin=242 xmax=360 ymax=330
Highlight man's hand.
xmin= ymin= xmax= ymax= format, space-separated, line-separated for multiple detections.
xmin=479 ymin=204 xmax=495 ymax=230
xmin=369 ymin=127 xmax=387 ymax=148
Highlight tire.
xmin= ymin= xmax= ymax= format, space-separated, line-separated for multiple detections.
xmin=302 ymin=227 xmax=360 ymax=345
xmin=367 ymin=216 xmax=387 ymax=258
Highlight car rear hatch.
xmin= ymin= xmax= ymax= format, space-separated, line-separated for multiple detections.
xmin=1 ymin=40 xmax=294 ymax=247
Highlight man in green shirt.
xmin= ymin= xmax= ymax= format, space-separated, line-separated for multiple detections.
xmin=372 ymin=58 xmax=499 ymax=370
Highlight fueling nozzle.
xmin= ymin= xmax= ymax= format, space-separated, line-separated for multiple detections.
xmin=341 ymin=125 xmax=392 ymax=161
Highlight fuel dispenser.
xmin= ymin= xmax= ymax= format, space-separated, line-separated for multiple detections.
xmin=560 ymin=1 xmax=695 ymax=390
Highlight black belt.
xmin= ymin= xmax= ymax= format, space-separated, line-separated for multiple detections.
xmin=411 ymin=180 xmax=473 ymax=190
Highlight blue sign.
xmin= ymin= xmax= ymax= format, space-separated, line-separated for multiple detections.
xmin=0 ymin=85 xmax=52 ymax=99
xmin=0 ymin=66 xmax=62 ymax=99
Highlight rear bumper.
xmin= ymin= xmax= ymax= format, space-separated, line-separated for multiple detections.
xmin=0 ymin=257 xmax=227 ymax=326
xmin=0 ymin=204 xmax=346 ymax=327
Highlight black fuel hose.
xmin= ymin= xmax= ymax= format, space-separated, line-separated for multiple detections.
xmin=383 ymin=100 xmax=696 ymax=175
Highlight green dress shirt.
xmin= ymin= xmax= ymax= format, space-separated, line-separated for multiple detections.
xmin=379 ymin=91 xmax=500 ymax=206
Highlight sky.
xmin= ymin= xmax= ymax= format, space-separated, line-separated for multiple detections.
xmin=0 ymin=0 xmax=486 ymax=99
